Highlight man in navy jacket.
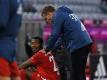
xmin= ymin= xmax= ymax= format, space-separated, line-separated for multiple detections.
xmin=0 ymin=0 xmax=22 ymax=80
xmin=41 ymin=6 xmax=93 ymax=80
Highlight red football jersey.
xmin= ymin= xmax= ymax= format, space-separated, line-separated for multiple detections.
xmin=30 ymin=51 xmax=60 ymax=80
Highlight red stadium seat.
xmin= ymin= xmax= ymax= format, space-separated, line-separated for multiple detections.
xmin=101 ymin=19 xmax=107 ymax=27
xmin=83 ymin=19 xmax=94 ymax=27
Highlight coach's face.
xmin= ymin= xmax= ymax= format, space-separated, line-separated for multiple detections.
xmin=43 ymin=12 xmax=53 ymax=24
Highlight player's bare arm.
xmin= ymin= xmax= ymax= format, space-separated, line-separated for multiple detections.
xmin=19 ymin=59 xmax=32 ymax=69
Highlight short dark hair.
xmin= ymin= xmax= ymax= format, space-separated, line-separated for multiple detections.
xmin=41 ymin=5 xmax=55 ymax=16
xmin=31 ymin=37 xmax=43 ymax=46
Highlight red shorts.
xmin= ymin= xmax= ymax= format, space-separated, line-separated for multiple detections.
xmin=0 ymin=58 xmax=20 ymax=77
xmin=19 ymin=69 xmax=26 ymax=80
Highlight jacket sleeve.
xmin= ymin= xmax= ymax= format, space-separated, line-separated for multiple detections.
xmin=0 ymin=0 xmax=9 ymax=30
xmin=45 ymin=12 xmax=64 ymax=52
xmin=52 ymin=36 xmax=62 ymax=52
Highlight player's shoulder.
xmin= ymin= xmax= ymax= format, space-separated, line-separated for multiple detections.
xmin=35 ymin=50 xmax=46 ymax=56
xmin=39 ymin=49 xmax=46 ymax=53
xmin=39 ymin=50 xmax=53 ymax=57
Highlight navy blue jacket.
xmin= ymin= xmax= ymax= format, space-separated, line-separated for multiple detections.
xmin=46 ymin=6 xmax=92 ymax=53
xmin=0 ymin=0 xmax=22 ymax=62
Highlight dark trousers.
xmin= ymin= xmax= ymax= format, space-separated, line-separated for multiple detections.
xmin=53 ymin=49 xmax=71 ymax=80
xmin=70 ymin=44 xmax=91 ymax=80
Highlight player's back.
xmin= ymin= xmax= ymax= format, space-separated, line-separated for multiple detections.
xmin=30 ymin=51 xmax=60 ymax=80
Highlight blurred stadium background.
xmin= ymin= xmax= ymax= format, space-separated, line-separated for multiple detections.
xmin=17 ymin=0 xmax=107 ymax=80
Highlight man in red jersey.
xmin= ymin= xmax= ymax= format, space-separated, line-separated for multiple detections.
xmin=19 ymin=37 xmax=60 ymax=80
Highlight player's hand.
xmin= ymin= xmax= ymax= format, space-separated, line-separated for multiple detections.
xmin=18 ymin=65 xmax=22 ymax=70
xmin=27 ymin=67 xmax=36 ymax=72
